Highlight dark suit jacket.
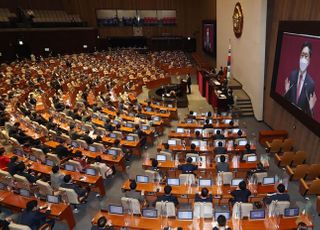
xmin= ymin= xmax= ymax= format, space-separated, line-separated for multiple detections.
xmin=213 ymin=134 xmax=225 ymax=140
xmin=263 ymin=193 xmax=290 ymax=205
xmin=285 ymin=69 xmax=315 ymax=116
xmin=156 ymin=194 xmax=179 ymax=206
xmin=178 ymin=163 xmax=198 ymax=174
xmin=230 ymin=189 xmax=251 ymax=204
xmin=194 ymin=194 xmax=213 ymax=203
xmin=203 ymin=124 xmax=213 ymax=129
xmin=215 ymin=146 xmax=227 ymax=154
xmin=19 ymin=210 xmax=48 ymax=230
xmin=61 ymin=182 xmax=86 ymax=197
xmin=216 ymin=162 xmax=229 ymax=173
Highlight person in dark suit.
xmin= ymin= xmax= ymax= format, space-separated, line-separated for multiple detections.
xmin=216 ymin=155 xmax=229 ymax=173
xmin=61 ymin=174 xmax=88 ymax=199
xmin=16 ymin=162 xmax=38 ymax=183
xmin=93 ymin=216 xmax=114 ymax=230
xmin=230 ymin=180 xmax=251 ymax=205
xmin=215 ymin=141 xmax=227 ymax=154
xmin=82 ymin=130 xmax=93 ymax=145
xmin=247 ymin=162 xmax=267 ymax=177
xmin=187 ymin=74 xmax=192 ymax=94
xmin=203 ymin=119 xmax=213 ymax=129
xmin=212 ymin=215 xmax=231 ymax=230
xmin=284 ymin=41 xmax=317 ymax=116
xmin=263 ymin=183 xmax=290 ymax=205
xmin=19 ymin=200 xmax=55 ymax=230
xmin=156 ymin=185 xmax=179 ymax=206
xmin=213 ymin=130 xmax=225 ymax=140
xmin=195 ymin=188 xmax=213 ymax=203
xmin=178 ymin=157 xmax=198 ymax=174
xmin=7 ymin=156 xmax=19 ymax=175
xmin=54 ymin=144 xmax=72 ymax=159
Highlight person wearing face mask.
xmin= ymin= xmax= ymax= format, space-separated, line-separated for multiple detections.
xmin=284 ymin=41 xmax=317 ymax=116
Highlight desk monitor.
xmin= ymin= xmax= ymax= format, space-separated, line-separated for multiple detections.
xmin=126 ymin=122 xmax=134 ymax=128
xmin=215 ymin=140 xmax=226 ymax=147
xmin=177 ymin=210 xmax=193 ymax=220
xmin=142 ymin=208 xmax=158 ymax=218
xmin=284 ymin=207 xmax=299 ymax=218
xmin=168 ymin=104 xmax=173 ymax=108
xmin=224 ymin=119 xmax=231 ymax=124
xmin=29 ymin=155 xmax=37 ymax=162
xmin=208 ymin=119 xmax=213 ymax=124
xmin=236 ymin=138 xmax=247 ymax=146
xmin=191 ymin=140 xmax=200 ymax=147
xmin=231 ymin=178 xmax=244 ymax=187
xmin=47 ymin=195 xmax=60 ymax=204
xmin=107 ymin=149 xmax=118 ymax=156
xmin=199 ymin=179 xmax=212 ymax=187
xmin=250 ymin=210 xmax=265 ymax=220
xmin=192 ymin=112 xmax=197 ymax=116
xmin=0 ymin=182 xmax=6 ymax=190
xmin=113 ymin=120 xmax=120 ymax=125
xmin=20 ymin=189 xmax=31 ymax=197
xmin=45 ymin=159 xmax=54 ymax=167
xmin=85 ymin=168 xmax=96 ymax=176
xmin=126 ymin=135 xmax=134 ymax=141
xmin=109 ymin=133 xmax=117 ymax=138
xmin=262 ymin=177 xmax=275 ymax=185
xmin=88 ymin=145 xmax=97 ymax=152
xmin=65 ymin=164 xmax=75 ymax=172
xmin=141 ymin=125 xmax=149 ymax=130
xmin=13 ymin=148 xmax=25 ymax=156
xmin=176 ymin=128 xmax=184 ymax=133
xmin=153 ymin=116 xmax=160 ymax=122
xmin=247 ymin=155 xmax=257 ymax=162
xmin=109 ymin=204 xmax=124 ymax=215
xmin=81 ymin=126 xmax=88 ymax=131
xmin=186 ymin=119 xmax=194 ymax=124
xmin=136 ymin=175 xmax=149 ymax=183
xmin=146 ymin=107 xmax=152 ymax=112
xmin=156 ymin=154 xmax=166 ymax=161
xmin=214 ymin=211 xmax=231 ymax=220
xmin=221 ymin=112 xmax=227 ymax=116
xmin=167 ymin=139 xmax=177 ymax=146
xmin=167 ymin=178 xmax=180 ymax=186
xmin=232 ymin=128 xmax=240 ymax=134
xmin=71 ymin=141 xmax=79 ymax=148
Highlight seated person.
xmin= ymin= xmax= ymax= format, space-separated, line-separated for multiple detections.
xmin=243 ymin=143 xmax=254 ymax=154
xmin=247 ymin=162 xmax=266 ymax=178
xmin=178 ymin=157 xmax=198 ymax=174
xmin=189 ymin=143 xmax=197 ymax=152
xmin=19 ymin=200 xmax=55 ymax=230
xmin=213 ymin=130 xmax=225 ymax=140
xmin=0 ymin=147 xmax=9 ymax=170
xmin=212 ymin=215 xmax=231 ymax=230
xmin=156 ymin=185 xmax=179 ymax=206
xmin=150 ymin=159 xmax=164 ymax=181
xmin=81 ymin=130 xmax=94 ymax=145
xmin=61 ymin=174 xmax=88 ymax=199
xmin=8 ymin=156 xmax=19 ymax=175
xmin=203 ymin=119 xmax=213 ymax=129
xmin=92 ymin=156 xmax=114 ymax=178
xmin=215 ymin=141 xmax=227 ymax=154
xmin=263 ymin=183 xmax=290 ymax=205
xmin=72 ymin=151 xmax=88 ymax=171
xmin=50 ymin=165 xmax=64 ymax=190
xmin=216 ymin=155 xmax=229 ymax=173
xmin=16 ymin=162 xmax=38 ymax=183
xmin=163 ymin=143 xmax=172 ymax=154
xmin=195 ymin=188 xmax=213 ymax=203
xmin=230 ymin=181 xmax=251 ymax=205
xmin=187 ymin=111 xmax=195 ymax=119
xmin=93 ymin=216 xmax=114 ymax=230
xmin=55 ymin=144 xmax=72 ymax=160
xmin=194 ymin=130 xmax=202 ymax=139
xmin=125 ymin=180 xmax=144 ymax=203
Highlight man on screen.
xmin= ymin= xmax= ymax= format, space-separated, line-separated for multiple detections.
xmin=284 ymin=41 xmax=317 ymax=116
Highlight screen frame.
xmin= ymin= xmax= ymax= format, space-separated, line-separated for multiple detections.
xmin=270 ymin=21 xmax=320 ymax=136
xmin=202 ymin=20 xmax=216 ymax=57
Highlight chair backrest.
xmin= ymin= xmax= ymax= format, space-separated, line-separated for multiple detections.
xmin=145 ymin=170 xmax=160 ymax=182
xmin=267 ymin=200 xmax=290 ymax=216
xmin=306 ymin=164 xmax=320 ymax=180
xmin=121 ymin=197 xmax=141 ymax=215
xmin=292 ymin=164 xmax=309 ymax=180
xmin=221 ymin=172 xmax=233 ymax=185
xmin=292 ymin=151 xmax=306 ymax=166
xmin=67 ymin=160 xmax=82 ymax=171
xmin=91 ymin=142 xmax=106 ymax=152
xmin=281 ymin=138 xmax=294 ymax=152
xmin=240 ymin=203 xmax=253 ymax=219
xmin=308 ymin=179 xmax=320 ymax=195
xmin=253 ymin=172 xmax=268 ymax=184
xmin=76 ymin=139 xmax=88 ymax=149
xmin=0 ymin=169 xmax=13 ymax=186
xmin=270 ymin=139 xmax=282 ymax=152
xmin=155 ymin=201 xmax=176 ymax=217
xmin=193 ymin=202 xmax=213 ymax=218
xmin=36 ymin=179 xmax=53 ymax=196
xmin=46 ymin=153 xmax=60 ymax=165
xmin=8 ymin=222 xmax=32 ymax=230
xmin=9 ymin=137 xmax=20 ymax=146
xmin=61 ymin=133 xmax=71 ymax=144
xmin=31 ymin=148 xmax=46 ymax=162
xmin=203 ymin=128 xmax=214 ymax=135
xmin=279 ymin=152 xmax=295 ymax=167
xmin=159 ymin=151 xmax=172 ymax=160
xmin=59 ymin=187 xmax=80 ymax=204
xmin=179 ymin=173 xmax=195 ymax=185
xmin=13 ymin=174 xmax=31 ymax=190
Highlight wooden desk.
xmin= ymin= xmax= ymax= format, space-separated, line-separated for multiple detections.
xmin=92 ymin=211 xmax=312 ymax=230
xmin=0 ymin=190 xmax=75 ymax=229
xmin=259 ymin=130 xmax=288 ymax=147
xmin=121 ymin=180 xmax=277 ymax=198
xmin=120 ymin=140 xmax=142 ymax=157
xmin=177 ymin=122 xmax=238 ymax=129
xmin=168 ymin=131 xmax=246 ymax=141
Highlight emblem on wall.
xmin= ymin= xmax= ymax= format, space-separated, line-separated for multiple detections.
xmin=232 ymin=2 xmax=243 ymax=38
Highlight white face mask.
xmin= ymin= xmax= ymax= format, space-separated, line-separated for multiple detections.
xmin=299 ymin=57 xmax=309 ymax=72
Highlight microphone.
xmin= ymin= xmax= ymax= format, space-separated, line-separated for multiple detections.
xmin=283 ymin=80 xmax=296 ymax=97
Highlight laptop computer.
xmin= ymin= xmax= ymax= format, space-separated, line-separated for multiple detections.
xmin=177 ymin=210 xmax=193 ymax=220
xmin=141 ymin=125 xmax=149 ymax=130
xmin=249 ymin=210 xmax=265 ymax=220
xmin=47 ymin=195 xmax=60 ymax=204
xmin=45 ymin=159 xmax=55 ymax=167
xmin=176 ymin=128 xmax=184 ymax=133
xmin=126 ymin=135 xmax=135 ymax=141
xmin=167 ymin=178 xmax=180 ymax=186
xmin=136 ymin=175 xmax=149 ymax=183
xmin=167 ymin=139 xmax=177 ymax=146
xmin=29 ymin=155 xmax=37 ymax=162
xmin=199 ymin=179 xmax=212 ymax=187
xmin=231 ymin=178 xmax=244 ymax=187
xmin=109 ymin=204 xmax=124 ymax=215
xmin=71 ymin=141 xmax=79 ymax=148
xmin=85 ymin=168 xmax=96 ymax=176
xmin=88 ymin=145 xmax=97 ymax=152
xmin=247 ymin=155 xmax=257 ymax=162
xmin=142 ymin=208 xmax=158 ymax=218
xmin=284 ymin=207 xmax=299 ymax=218
xmin=107 ymin=149 xmax=118 ymax=156
xmin=214 ymin=211 xmax=231 ymax=220
xmin=190 ymin=156 xmax=198 ymax=163
xmin=65 ymin=164 xmax=75 ymax=172
xmin=262 ymin=177 xmax=275 ymax=185
xmin=109 ymin=133 xmax=117 ymax=138
xmin=191 ymin=140 xmax=200 ymax=147
xmin=20 ymin=189 xmax=31 ymax=197
xmin=156 ymin=154 xmax=167 ymax=161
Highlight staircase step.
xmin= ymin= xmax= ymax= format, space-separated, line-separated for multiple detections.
xmin=239 ymin=108 xmax=253 ymax=112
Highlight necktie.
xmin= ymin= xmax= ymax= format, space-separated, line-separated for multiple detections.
xmin=296 ymin=74 xmax=303 ymax=103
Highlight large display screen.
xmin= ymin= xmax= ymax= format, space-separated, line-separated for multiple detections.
xmin=202 ymin=20 xmax=215 ymax=56
xmin=271 ymin=21 xmax=320 ymax=136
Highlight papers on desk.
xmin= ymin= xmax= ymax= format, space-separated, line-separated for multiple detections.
xmin=218 ymin=94 xmax=227 ymax=99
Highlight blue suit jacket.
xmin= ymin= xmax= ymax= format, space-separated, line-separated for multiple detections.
xmin=285 ymin=69 xmax=315 ymax=116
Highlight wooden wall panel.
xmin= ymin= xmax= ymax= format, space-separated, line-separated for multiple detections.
xmin=264 ymin=0 xmax=320 ymax=163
